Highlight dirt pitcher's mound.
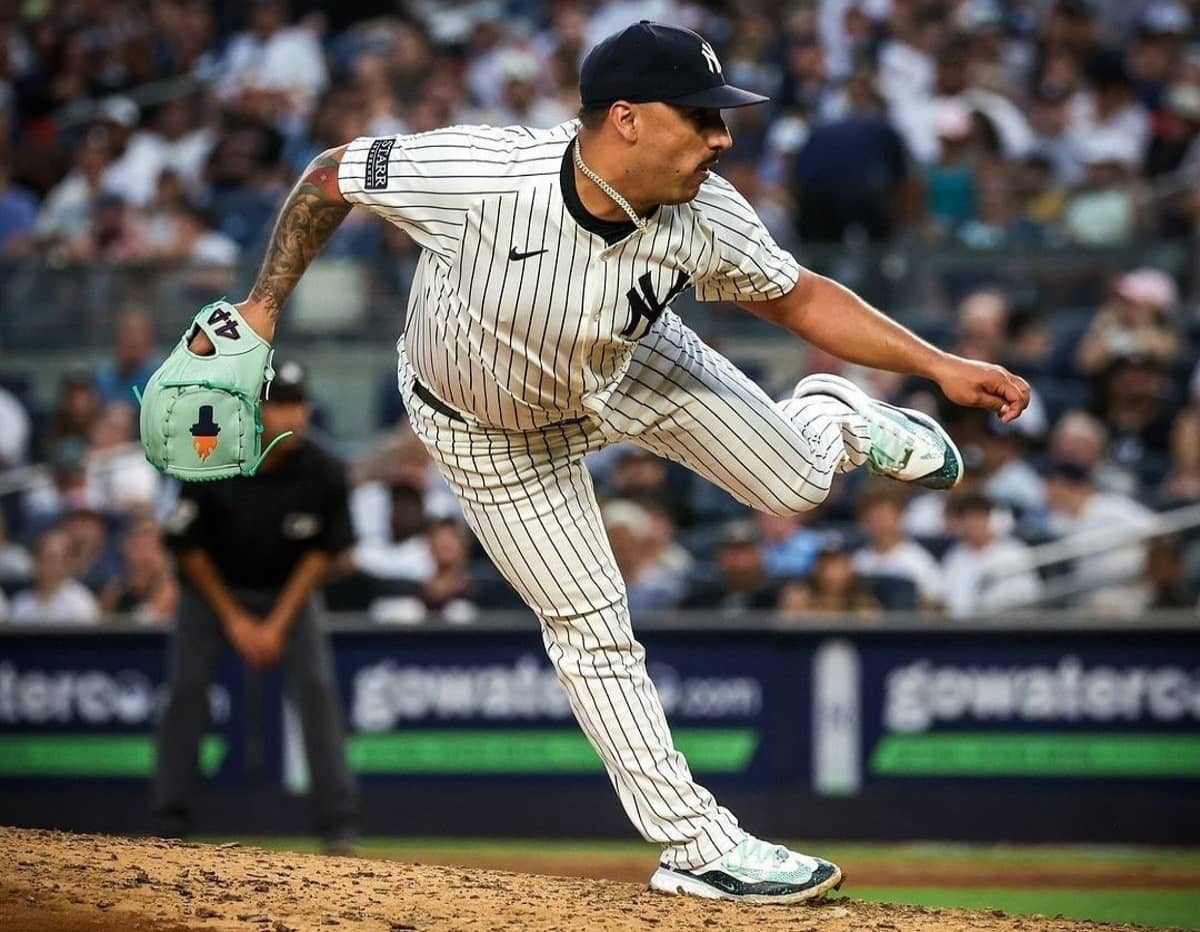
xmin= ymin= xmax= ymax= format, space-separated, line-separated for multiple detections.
xmin=0 ymin=827 xmax=1177 ymax=932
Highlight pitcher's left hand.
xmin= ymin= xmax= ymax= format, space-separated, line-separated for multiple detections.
xmin=934 ymin=356 xmax=1031 ymax=423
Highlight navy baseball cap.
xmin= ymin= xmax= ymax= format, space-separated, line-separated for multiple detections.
xmin=580 ymin=21 xmax=768 ymax=110
xmin=265 ymin=359 xmax=308 ymax=403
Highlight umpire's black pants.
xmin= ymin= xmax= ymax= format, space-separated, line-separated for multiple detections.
xmin=152 ymin=586 xmax=357 ymax=841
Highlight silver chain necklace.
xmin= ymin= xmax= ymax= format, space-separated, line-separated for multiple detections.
xmin=573 ymin=138 xmax=648 ymax=235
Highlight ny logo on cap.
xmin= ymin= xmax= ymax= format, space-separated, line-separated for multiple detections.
xmin=700 ymin=40 xmax=721 ymax=75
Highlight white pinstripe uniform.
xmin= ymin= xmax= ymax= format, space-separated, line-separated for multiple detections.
xmin=337 ymin=121 xmax=870 ymax=870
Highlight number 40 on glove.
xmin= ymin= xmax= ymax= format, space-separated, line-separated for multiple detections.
xmin=135 ymin=300 xmax=291 ymax=482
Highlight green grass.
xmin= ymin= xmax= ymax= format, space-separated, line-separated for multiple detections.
xmin=812 ymin=841 xmax=1200 ymax=869
xmin=838 ymin=887 xmax=1200 ymax=931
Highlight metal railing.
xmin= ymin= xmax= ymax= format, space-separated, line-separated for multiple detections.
xmin=0 ymin=443 xmax=149 ymax=499
xmin=983 ymin=499 xmax=1200 ymax=609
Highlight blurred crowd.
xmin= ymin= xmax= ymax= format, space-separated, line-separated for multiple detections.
xmin=1 ymin=0 xmax=1199 ymax=625
xmin=1 ymin=0 xmax=1199 ymax=259
xmin=3 ymin=281 xmax=1199 ymax=625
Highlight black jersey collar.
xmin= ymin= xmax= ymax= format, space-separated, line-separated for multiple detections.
xmin=560 ymin=138 xmax=656 ymax=245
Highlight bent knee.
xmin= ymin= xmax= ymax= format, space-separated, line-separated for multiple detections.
xmin=757 ymin=480 xmax=831 ymax=517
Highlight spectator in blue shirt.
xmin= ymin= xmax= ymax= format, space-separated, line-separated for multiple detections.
xmin=792 ymin=64 xmax=914 ymax=242
xmin=756 ymin=511 xmax=823 ymax=579
xmin=95 ymin=308 xmax=162 ymax=405
xmin=0 ymin=155 xmax=37 ymax=254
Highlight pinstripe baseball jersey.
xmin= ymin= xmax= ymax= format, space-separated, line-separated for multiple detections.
xmin=337 ymin=121 xmax=801 ymax=430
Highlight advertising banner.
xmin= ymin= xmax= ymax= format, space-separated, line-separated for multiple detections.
xmin=0 ymin=632 xmax=245 ymax=783
xmin=3 ymin=624 xmax=1197 ymax=807
xmin=284 ymin=631 xmax=792 ymax=787
xmin=809 ymin=632 xmax=1200 ymax=793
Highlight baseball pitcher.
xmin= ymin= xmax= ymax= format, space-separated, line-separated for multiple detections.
xmin=140 ymin=21 xmax=1029 ymax=903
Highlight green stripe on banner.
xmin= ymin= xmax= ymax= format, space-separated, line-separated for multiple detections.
xmin=0 ymin=734 xmax=227 ymax=777
xmin=348 ymin=728 xmax=758 ymax=774
xmin=871 ymin=732 xmax=1200 ymax=778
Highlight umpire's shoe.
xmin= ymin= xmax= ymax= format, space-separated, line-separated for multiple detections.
xmin=649 ymin=838 xmax=843 ymax=904
xmin=793 ymin=373 xmax=962 ymax=490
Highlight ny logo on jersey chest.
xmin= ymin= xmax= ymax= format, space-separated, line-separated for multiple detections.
xmin=622 ymin=270 xmax=690 ymax=340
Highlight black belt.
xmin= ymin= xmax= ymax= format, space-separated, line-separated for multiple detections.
xmin=412 ymin=378 xmax=465 ymax=422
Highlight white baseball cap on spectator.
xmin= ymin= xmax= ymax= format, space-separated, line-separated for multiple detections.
xmin=957 ymin=0 xmax=1005 ymax=33
xmin=964 ymin=89 xmax=1037 ymax=158
xmin=850 ymin=0 xmax=891 ymax=20
xmin=1165 ymin=83 xmax=1200 ymax=123
xmin=1114 ymin=268 xmax=1179 ymax=314
xmin=601 ymin=500 xmax=652 ymax=537
xmin=495 ymin=49 xmax=540 ymax=84
xmin=96 ymin=95 xmax=139 ymax=128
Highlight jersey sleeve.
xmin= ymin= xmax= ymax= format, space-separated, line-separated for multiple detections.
xmin=691 ymin=174 xmax=801 ymax=303
xmin=338 ymin=125 xmax=543 ymax=260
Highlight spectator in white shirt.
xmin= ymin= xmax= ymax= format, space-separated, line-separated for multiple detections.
xmin=853 ymin=482 xmax=943 ymax=609
xmin=0 ymin=511 xmax=32 ymax=587
xmin=217 ymin=0 xmax=328 ymax=134
xmin=95 ymin=95 xmax=149 ymax=206
xmin=878 ymin=5 xmax=945 ymax=161
xmin=352 ymin=482 xmax=433 ymax=583
xmin=349 ymin=425 xmax=460 ymax=544
xmin=103 ymin=97 xmax=215 ymax=208
xmin=86 ymin=402 xmax=162 ymax=512
xmin=1043 ymin=459 xmax=1156 ymax=613
xmin=1049 ymin=409 xmax=1138 ymax=497
xmin=466 ymin=49 xmax=574 ymax=129
xmin=1067 ymin=49 xmax=1151 ymax=175
xmin=35 ymin=126 xmax=114 ymax=246
xmin=0 ymin=385 xmax=31 ymax=468
xmin=941 ymin=492 xmax=1042 ymax=618
xmin=9 ymin=528 xmax=100 ymax=625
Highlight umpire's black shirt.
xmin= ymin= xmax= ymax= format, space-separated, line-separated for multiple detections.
xmin=165 ymin=438 xmax=354 ymax=588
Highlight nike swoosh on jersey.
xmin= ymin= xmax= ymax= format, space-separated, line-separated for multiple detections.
xmin=509 ymin=246 xmax=548 ymax=261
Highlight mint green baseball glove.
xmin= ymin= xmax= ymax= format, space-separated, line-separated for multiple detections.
xmin=136 ymin=300 xmax=290 ymax=481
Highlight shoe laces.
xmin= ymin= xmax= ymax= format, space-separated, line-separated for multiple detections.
xmin=868 ymin=412 xmax=914 ymax=468
xmin=736 ymin=838 xmax=791 ymax=868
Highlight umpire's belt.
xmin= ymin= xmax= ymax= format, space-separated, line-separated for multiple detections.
xmin=412 ymin=378 xmax=466 ymax=423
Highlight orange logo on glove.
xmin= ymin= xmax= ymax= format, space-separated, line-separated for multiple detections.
xmin=190 ymin=405 xmax=221 ymax=461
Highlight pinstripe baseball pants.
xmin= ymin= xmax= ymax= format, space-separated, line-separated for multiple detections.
xmin=398 ymin=311 xmax=868 ymax=870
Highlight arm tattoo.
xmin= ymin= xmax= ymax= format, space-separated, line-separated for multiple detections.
xmin=247 ymin=153 xmax=351 ymax=321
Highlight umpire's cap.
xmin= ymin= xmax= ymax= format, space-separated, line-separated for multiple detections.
xmin=580 ymin=21 xmax=768 ymax=110
xmin=265 ymin=359 xmax=308 ymax=403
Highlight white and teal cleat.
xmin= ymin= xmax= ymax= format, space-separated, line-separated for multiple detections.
xmin=793 ymin=373 xmax=962 ymax=490
xmin=649 ymin=837 xmax=843 ymax=904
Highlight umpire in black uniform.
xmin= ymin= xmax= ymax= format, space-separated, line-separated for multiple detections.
xmin=153 ymin=360 xmax=357 ymax=849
